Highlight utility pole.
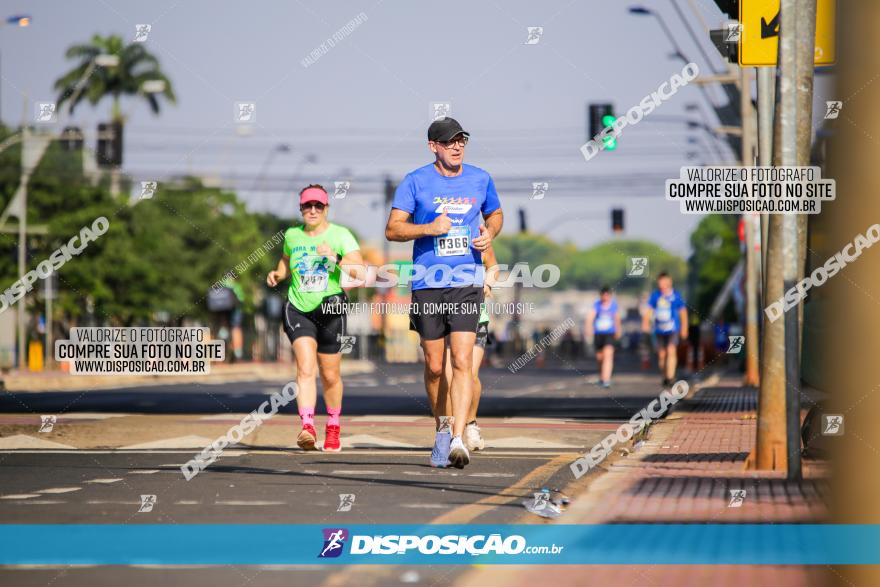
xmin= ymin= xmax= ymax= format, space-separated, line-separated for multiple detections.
xmin=757 ymin=67 xmax=776 ymax=288
xmin=794 ymin=0 xmax=818 ymax=359
xmin=381 ymin=177 xmax=394 ymax=352
xmin=741 ymin=66 xmax=760 ymax=386
xmin=763 ymin=0 xmax=813 ymax=480
xmin=755 ymin=2 xmax=795 ymax=472
xmin=781 ymin=0 xmax=817 ymax=481
xmin=16 ymin=126 xmax=27 ymax=370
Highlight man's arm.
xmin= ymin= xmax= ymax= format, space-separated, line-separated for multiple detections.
xmin=472 ymin=209 xmax=503 ymax=251
xmin=585 ymin=309 xmax=595 ymax=340
xmin=385 ymin=209 xmax=449 ymax=242
xmin=679 ymin=307 xmax=689 ymax=338
xmin=641 ymin=306 xmax=653 ymax=333
xmin=614 ymin=312 xmax=623 ymax=339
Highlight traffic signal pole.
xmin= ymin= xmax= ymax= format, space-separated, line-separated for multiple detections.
xmin=741 ymin=66 xmax=760 ymax=387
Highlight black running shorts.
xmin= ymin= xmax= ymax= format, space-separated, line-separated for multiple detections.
xmin=409 ymin=286 xmax=482 ymax=341
xmin=282 ymin=293 xmax=348 ymax=354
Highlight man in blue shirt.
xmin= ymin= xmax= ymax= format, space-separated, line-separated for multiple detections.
xmin=385 ymin=117 xmax=503 ymax=469
xmin=585 ymin=286 xmax=622 ymax=388
xmin=642 ymin=272 xmax=689 ymax=387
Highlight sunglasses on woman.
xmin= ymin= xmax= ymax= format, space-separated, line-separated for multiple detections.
xmin=301 ymin=202 xmax=326 ymax=212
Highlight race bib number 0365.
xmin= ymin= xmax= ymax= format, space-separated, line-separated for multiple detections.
xmin=434 ymin=226 xmax=470 ymax=257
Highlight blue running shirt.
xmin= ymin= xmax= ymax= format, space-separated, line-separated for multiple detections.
xmin=647 ymin=289 xmax=685 ymax=333
xmin=593 ymin=299 xmax=619 ymax=334
xmin=392 ymin=163 xmax=501 ymax=290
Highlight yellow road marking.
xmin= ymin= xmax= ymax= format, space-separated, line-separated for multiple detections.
xmin=429 ymin=453 xmax=576 ymax=525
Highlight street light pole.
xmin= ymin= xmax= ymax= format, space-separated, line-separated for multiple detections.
xmin=0 ymin=15 xmax=31 ymax=125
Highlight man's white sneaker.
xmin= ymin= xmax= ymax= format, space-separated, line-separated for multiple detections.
xmin=465 ymin=422 xmax=485 ymax=451
xmin=447 ymin=435 xmax=470 ymax=469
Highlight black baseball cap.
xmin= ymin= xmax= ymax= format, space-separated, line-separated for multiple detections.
xmin=427 ymin=117 xmax=470 ymax=142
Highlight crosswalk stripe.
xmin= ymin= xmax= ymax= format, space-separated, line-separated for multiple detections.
xmin=0 ymin=435 xmax=76 ymax=450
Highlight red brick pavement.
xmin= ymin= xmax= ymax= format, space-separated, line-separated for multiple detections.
xmin=457 ymin=376 xmax=832 ymax=587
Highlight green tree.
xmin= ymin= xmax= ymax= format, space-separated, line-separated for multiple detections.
xmin=687 ymin=214 xmax=740 ymax=319
xmin=492 ymin=234 xmax=685 ymax=292
xmin=54 ymin=34 xmax=176 ymax=120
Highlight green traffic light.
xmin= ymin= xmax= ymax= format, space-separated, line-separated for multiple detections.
xmin=601 ymin=113 xmax=617 ymax=150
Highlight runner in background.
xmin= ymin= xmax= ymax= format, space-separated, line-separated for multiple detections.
xmin=642 ymin=272 xmax=688 ymax=387
xmin=439 ymin=243 xmax=498 ymax=453
xmin=267 ymin=185 xmax=365 ymax=452
xmin=585 ymin=286 xmax=622 ymax=388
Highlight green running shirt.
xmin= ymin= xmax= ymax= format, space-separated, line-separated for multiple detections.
xmin=282 ymin=224 xmax=359 ymax=312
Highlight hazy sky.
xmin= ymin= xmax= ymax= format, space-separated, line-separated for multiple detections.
xmin=0 ymin=1 xmax=830 ymax=256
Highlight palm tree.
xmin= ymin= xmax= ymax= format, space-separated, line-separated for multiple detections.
xmin=54 ymin=33 xmax=176 ymax=121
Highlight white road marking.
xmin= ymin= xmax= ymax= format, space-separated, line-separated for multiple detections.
xmin=341 ymin=434 xmax=417 ymax=449
xmin=398 ymin=503 xmax=449 ymax=509
xmin=56 ymin=413 xmax=128 ymax=420
xmin=467 ymin=472 xmax=516 ymax=478
xmin=0 ymin=435 xmax=76 ymax=450
xmin=85 ymin=478 xmax=123 ymax=484
xmin=331 ymin=470 xmax=385 ymax=475
xmin=128 ymin=469 xmax=161 ymax=475
xmin=214 ymin=500 xmax=285 ymax=506
xmin=86 ymin=500 xmax=141 ymax=505
xmin=0 ymin=494 xmax=40 ymax=499
xmin=349 ymin=416 xmax=423 ymax=423
xmin=484 ymin=436 xmax=580 ymax=449
xmin=121 ymin=435 xmax=214 ymax=449
xmin=174 ymin=500 xmax=201 ymax=505
xmin=402 ymin=471 xmax=457 ymax=476
xmin=11 ymin=500 xmax=66 ymax=505
xmin=36 ymin=487 xmax=81 ymax=494
xmin=503 ymin=417 xmax=571 ymax=425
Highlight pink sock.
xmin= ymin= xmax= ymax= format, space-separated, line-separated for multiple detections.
xmin=327 ymin=407 xmax=341 ymax=427
xmin=299 ymin=407 xmax=315 ymax=427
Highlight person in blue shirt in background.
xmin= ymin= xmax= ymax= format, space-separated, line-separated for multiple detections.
xmin=642 ymin=272 xmax=689 ymax=387
xmin=585 ymin=286 xmax=622 ymax=388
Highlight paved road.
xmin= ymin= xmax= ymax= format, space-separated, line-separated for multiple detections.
xmin=0 ymin=359 xmax=671 ymax=419
xmin=0 ymin=361 xmax=682 ymax=587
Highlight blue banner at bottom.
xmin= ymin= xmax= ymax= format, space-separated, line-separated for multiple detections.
xmin=0 ymin=524 xmax=877 ymax=565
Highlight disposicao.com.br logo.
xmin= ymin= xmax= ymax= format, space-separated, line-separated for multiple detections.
xmin=318 ymin=528 xmax=563 ymax=558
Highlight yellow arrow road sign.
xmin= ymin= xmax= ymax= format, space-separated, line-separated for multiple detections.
xmin=739 ymin=0 xmax=836 ymax=66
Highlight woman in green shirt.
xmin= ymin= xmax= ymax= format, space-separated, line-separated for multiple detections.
xmin=267 ymin=185 xmax=364 ymax=452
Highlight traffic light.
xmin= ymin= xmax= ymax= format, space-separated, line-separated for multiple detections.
xmin=60 ymin=126 xmax=83 ymax=152
xmin=611 ymin=208 xmax=624 ymax=233
xmin=96 ymin=121 xmax=123 ymax=167
xmin=588 ymin=103 xmax=617 ymax=151
xmin=712 ymin=0 xmax=738 ymax=16
xmin=709 ymin=0 xmax=740 ymax=63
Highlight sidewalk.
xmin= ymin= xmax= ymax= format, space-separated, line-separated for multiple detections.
xmin=458 ymin=375 xmax=830 ymax=587
xmin=0 ymin=360 xmax=375 ymax=392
